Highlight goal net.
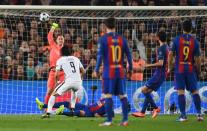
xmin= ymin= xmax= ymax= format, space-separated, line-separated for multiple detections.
xmin=0 ymin=6 xmax=206 ymax=115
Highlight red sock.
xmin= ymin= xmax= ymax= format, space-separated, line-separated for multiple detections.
xmin=44 ymin=95 xmax=50 ymax=104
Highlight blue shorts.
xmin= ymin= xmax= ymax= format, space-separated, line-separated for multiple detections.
xmin=83 ymin=107 xmax=94 ymax=117
xmin=75 ymin=103 xmax=86 ymax=110
xmin=174 ymin=72 xmax=197 ymax=92
xmin=145 ymin=70 xmax=165 ymax=91
xmin=102 ymin=78 xmax=126 ymax=96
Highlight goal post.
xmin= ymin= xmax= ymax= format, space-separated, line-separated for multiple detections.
xmin=0 ymin=6 xmax=207 ymax=115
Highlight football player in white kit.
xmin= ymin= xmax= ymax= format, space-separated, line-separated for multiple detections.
xmin=42 ymin=45 xmax=85 ymax=118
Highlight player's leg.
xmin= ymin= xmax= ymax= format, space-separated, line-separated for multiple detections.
xmin=187 ymin=73 xmax=203 ymax=121
xmin=132 ymin=86 xmax=159 ymax=118
xmin=132 ymin=72 xmax=163 ymax=118
xmin=36 ymin=97 xmax=70 ymax=110
xmin=144 ymin=71 xmax=164 ymax=112
xmin=42 ymin=81 xmax=66 ymax=118
xmin=67 ymin=82 xmax=81 ymax=110
xmin=99 ymin=78 xmax=113 ymax=126
xmin=119 ymin=94 xmax=129 ymax=126
xmin=131 ymin=87 xmax=146 ymax=117
xmin=177 ymin=89 xmax=188 ymax=121
xmin=142 ymin=87 xmax=156 ymax=111
xmin=118 ymin=78 xmax=129 ymax=126
xmin=175 ymin=73 xmax=187 ymax=122
xmin=70 ymin=89 xmax=77 ymax=110
xmin=44 ymin=72 xmax=55 ymax=104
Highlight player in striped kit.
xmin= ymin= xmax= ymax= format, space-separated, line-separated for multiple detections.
xmin=168 ymin=19 xmax=204 ymax=122
xmin=93 ymin=17 xmax=132 ymax=126
xmin=132 ymin=31 xmax=169 ymax=118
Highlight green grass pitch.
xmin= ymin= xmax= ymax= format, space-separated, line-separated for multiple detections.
xmin=0 ymin=115 xmax=206 ymax=131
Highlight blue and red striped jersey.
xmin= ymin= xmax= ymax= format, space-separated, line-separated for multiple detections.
xmin=95 ymin=32 xmax=132 ymax=79
xmin=171 ymin=34 xmax=200 ymax=73
xmin=89 ymin=98 xmax=105 ymax=115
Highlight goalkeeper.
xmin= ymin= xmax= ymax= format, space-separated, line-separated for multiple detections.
xmin=44 ymin=23 xmax=66 ymax=104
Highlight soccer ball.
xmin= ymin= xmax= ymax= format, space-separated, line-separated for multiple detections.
xmin=39 ymin=12 xmax=50 ymax=22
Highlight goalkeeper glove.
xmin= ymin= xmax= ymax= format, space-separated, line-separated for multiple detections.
xmin=51 ymin=23 xmax=59 ymax=29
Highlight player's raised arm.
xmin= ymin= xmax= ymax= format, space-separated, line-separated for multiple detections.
xmin=47 ymin=23 xmax=59 ymax=45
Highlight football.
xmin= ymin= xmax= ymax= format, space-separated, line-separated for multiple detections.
xmin=39 ymin=12 xmax=50 ymax=22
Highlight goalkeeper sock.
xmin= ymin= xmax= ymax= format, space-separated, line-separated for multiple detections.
xmin=120 ymin=97 xmax=128 ymax=122
xmin=178 ymin=94 xmax=186 ymax=116
xmin=192 ymin=94 xmax=201 ymax=114
xmin=47 ymin=95 xmax=56 ymax=113
xmin=105 ymin=98 xmax=113 ymax=122
xmin=44 ymin=95 xmax=50 ymax=104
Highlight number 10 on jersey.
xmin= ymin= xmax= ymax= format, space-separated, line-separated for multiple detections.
xmin=110 ymin=45 xmax=121 ymax=63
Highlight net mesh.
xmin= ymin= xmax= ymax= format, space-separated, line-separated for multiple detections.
xmin=0 ymin=8 xmax=207 ymax=114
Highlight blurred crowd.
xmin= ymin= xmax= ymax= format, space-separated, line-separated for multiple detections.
xmin=0 ymin=10 xmax=207 ymax=81
xmin=1 ymin=0 xmax=207 ymax=6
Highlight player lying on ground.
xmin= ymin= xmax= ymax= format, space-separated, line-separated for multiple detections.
xmin=36 ymin=98 xmax=106 ymax=117
xmin=132 ymin=31 xmax=169 ymax=118
xmin=36 ymin=98 xmax=131 ymax=117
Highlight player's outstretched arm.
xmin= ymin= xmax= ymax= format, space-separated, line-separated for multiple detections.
xmin=145 ymin=60 xmax=164 ymax=68
xmin=47 ymin=23 xmax=59 ymax=45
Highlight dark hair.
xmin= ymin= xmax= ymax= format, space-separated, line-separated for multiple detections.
xmin=182 ymin=19 xmax=192 ymax=33
xmin=157 ymin=31 xmax=166 ymax=42
xmin=104 ymin=17 xmax=116 ymax=29
xmin=61 ymin=45 xmax=72 ymax=56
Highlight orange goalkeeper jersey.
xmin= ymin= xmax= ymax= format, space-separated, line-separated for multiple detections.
xmin=47 ymin=31 xmax=61 ymax=68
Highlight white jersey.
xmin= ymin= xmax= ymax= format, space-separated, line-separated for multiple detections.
xmin=56 ymin=56 xmax=84 ymax=83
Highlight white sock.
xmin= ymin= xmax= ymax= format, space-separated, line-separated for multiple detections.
xmin=70 ymin=90 xmax=77 ymax=109
xmin=47 ymin=95 xmax=55 ymax=113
